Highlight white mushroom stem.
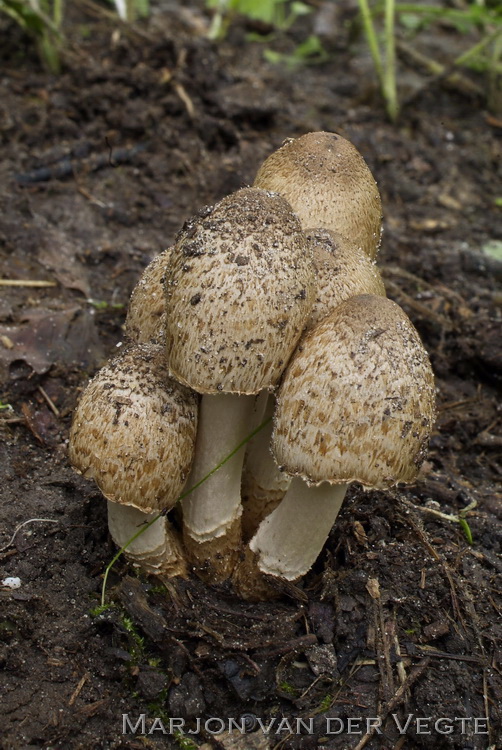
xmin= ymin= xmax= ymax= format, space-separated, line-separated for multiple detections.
xmin=248 ymin=478 xmax=348 ymax=580
xmin=107 ymin=501 xmax=186 ymax=577
xmin=182 ymin=393 xmax=257 ymax=544
xmin=241 ymin=395 xmax=291 ymax=539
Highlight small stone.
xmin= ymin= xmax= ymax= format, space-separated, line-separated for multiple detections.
xmin=136 ymin=669 xmax=168 ymax=700
xmin=1 ymin=577 xmax=21 ymax=589
xmin=305 ymin=644 xmax=338 ymax=677
xmin=168 ymin=672 xmax=205 ymax=719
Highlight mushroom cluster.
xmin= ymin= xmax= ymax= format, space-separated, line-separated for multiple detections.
xmin=69 ymin=132 xmax=436 ymax=598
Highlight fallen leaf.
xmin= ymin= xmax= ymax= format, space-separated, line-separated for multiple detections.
xmin=37 ymin=225 xmax=90 ymax=297
xmin=0 ymin=306 xmax=104 ymax=381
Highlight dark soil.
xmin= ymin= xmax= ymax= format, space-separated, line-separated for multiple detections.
xmin=0 ymin=2 xmax=501 ymax=749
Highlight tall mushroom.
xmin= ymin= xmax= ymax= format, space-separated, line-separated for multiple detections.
xmin=234 ymin=295 xmax=436 ymax=598
xmin=242 ymin=131 xmax=384 ymax=540
xmin=254 ymin=132 xmax=383 ymax=259
xmin=164 ymin=187 xmax=315 ymax=581
xmin=240 ymin=227 xmax=386 ymax=539
xmin=69 ymin=342 xmax=198 ymax=578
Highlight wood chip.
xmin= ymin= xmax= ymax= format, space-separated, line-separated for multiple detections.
xmin=353 ymin=520 xmax=368 ymax=546
xmin=438 ymin=193 xmax=463 ymax=211
xmin=409 ymin=218 xmax=454 ymax=232
xmin=69 ymin=672 xmax=89 ymax=705
xmin=366 ymin=578 xmax=380 ymax=600
xmin=423 ymin=620 xmax=450 ymax=640
xmin=0 ymin=335 xmax=14 ymax=349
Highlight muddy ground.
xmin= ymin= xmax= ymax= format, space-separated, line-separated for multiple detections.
xmin=0 ymin=2 xmax=501 ymax=749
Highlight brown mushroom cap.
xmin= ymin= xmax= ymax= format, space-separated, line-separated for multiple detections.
xmin=254 ymin=132 xmax=383 ymax=259
xmin=125 ymin=248 xmax=171 ymax=344
xmin=306 ymin=228 xmax=386 ymax=328
xmin=69 ymin=342 xmax=198 ymax=513
xmin=165 ymin=187 xmax=315 ymax=395
xmin=273 ymin=295 xmax=436 ymax=488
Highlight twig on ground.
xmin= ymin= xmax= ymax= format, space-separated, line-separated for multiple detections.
xmin=367 ymin=577 xmax=394 ymax=704
xmin=396 ymin=496 xmax=465 ymax=628
xmin=384 ymin=279 xmax=453 ymax=330
xmin=400 ymin=646 xmax=484 ymax=664
xmin=393 ymin=620 xmax=407 ymax=687
xmin=413 ymin=498 xmax=477 ymax=524
xmin=0 ymin=518 xmax=59 ymax=553
xmin=349 ymin=658 xmax=431 ymax=750
xmin=68 ymin=673 xmax=90 ymax=706
xmin=397 ymin=39 xmax=485 ymax=102
xmin=37 ymin=385 xmax=60 ymax=417
xmin=0 ymin=279 xmax=57 ymax=287
xmin=172 ymin=82 xmax=195 ymax=118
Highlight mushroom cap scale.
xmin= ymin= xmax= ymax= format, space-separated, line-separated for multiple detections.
xmin=69 ymin=343 xmax=198 ymax=513
xmin=165 ymin=187 xmax=315 ymax=395
xmin=254 ymin=132 xmax=383 ymax=259
xmin=273 ymin=295 xmax=436 ymax=489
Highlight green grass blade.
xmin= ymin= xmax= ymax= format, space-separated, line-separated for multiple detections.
xmin=358 ymin=0 xmax=385 ymax=83
xmin=384 ymin=0 xmax=399 ymax=121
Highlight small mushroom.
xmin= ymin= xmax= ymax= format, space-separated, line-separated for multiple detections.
xmin=69 ymin=342 xmax=198 ymax=577
xmin=235 ymin=295 xmax=436 ymax=598
xmin=254 ymin=132 xmax=383 ymax=259
xmin=107 ymin=502 xmax=185 ymax=577
xmin=165 ymin=187 xmax=315 ymax=580
xmin=125 ymin=248 xmax=171 ymax=344
xmin=306 ymin=227 xmax=386 ymax=328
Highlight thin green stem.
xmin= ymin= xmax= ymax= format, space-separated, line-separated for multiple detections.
xmin=358 ymin=0 xmax=385 ymax=82
xmin=358 ymin=0 xmax=399 ymax=121
xmin=395 ymin=3 xmax=494 ymax=18
xmin=175 ymin=415 xmax=272 ymax=505
xmin=384 ymin=0 xmax=398 ymax=121
xmin=488 ymin=31 xmax=502 ymax=113
xmin=100 ymin=415 xmax=272 ymax=606
xmin=101 ymin=514 xmax=160 ymax=605
xmin=207 ymin=0 xmax=230 ymax=40
xmin=454 ymin=25 xmax=502 ymax=67
xmin=458 ymin=518 xmax=473 ymax=545
xmin=414 ymin=499 xmax=476 ymax=548
xmin=125 ymin=0 xmax=134 ymax=22
xmin=52 ymin=0 xmax=63 ymax=29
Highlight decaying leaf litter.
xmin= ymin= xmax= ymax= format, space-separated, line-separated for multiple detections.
xmin=0 ymin=2 xmax=501 ymax=748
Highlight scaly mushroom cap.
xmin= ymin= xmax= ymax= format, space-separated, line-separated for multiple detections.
xmin=69 ymin=342 xmax=198 ymax=513
xmin=254 ymin=132 xmax=383 ymax=259
xmin=306 ymin=228 xmax=386 ymax=328
xmin=125 ymin=248 xmax=171 ymax=344
xmin=273 ymin=295 xmax=436 ymax=488
xmin=165 ymin=187 xmax=315 ymax=395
